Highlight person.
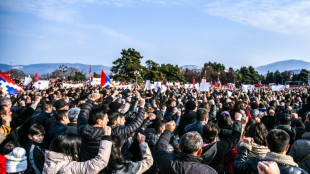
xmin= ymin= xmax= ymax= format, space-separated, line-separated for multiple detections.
xmin=6 ymin=147 xmax=28 ymax=174
xmin=66 ymin=107 xmax=80 ymax=134
xmin=275 ymin=112 xmax=296 ymax=146
xmin=178 ymin=100 xmax=196 ymax=137
xmin=201 ymin=112 xmax=242 ymax=174
xmin=289 ymin=123 xmax=310 ymax=173
xmin=154 ymin=121 xmax=217 ymax=174
xmin=46 ymin=110 xmax=70 ymax=144
xmin=184 ymin=108 xmax=209 ymax=136
xmin=31 ymin=101 xmax=54 ymax=134
xmin=43 ymin=127 xmax=112 ymax=174
xmin=26 ymin=123 xmax=45 ymax=174
xmin=244 ymin=123 xmax=270 ymax=158
xmin=234 ymin=129 xmax=308 ymax=174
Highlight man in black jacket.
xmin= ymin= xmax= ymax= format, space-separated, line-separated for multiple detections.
xmin=201 ymin=112 xmax=242 ymax=174
xmin=178 ymin=100 xmax=196 ymax=137
xmin=234 ymin=129 xmax=307 ymax=174
xmin=154 ymin=121 xmax=217 ymax=174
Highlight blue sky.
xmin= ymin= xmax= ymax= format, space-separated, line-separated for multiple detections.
xmin=1 ymin=0 xmax=310 ymax=69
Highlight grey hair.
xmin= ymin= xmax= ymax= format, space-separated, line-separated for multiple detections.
xmin=180 ymin=131 xmax=203 ymax=154
xmin=0 ymin=97 xmax=11 ymax=106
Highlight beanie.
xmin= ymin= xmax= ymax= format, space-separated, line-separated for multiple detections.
xmin=6 ymin=147 xmax=27 ymax=173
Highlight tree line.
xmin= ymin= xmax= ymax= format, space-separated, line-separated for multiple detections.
xmin=3 ymin=48 xmax=310 ymax=84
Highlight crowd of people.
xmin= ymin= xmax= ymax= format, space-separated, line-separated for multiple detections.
xmin=0 ymin=80 xmax=310 ymax=174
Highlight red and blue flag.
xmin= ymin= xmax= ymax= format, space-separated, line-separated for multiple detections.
xmin=0 ymin=71 xmax=23 ymax=95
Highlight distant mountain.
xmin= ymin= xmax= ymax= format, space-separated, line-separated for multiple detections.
xmin=180 ymin=65 xmax=202 ymax=72
xmin=255 ymin=59 xmax=310 ymax=75
xmin=0 ymin=63 xmax=111 ymax=77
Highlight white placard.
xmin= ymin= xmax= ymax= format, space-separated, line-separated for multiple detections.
xmin=200 ymin=82 xmax=210 ymax=92
xmin=115 ymin=85 xmax=132 ymax=90
xmin=91 ymin=78 xmax=101 ymax=85
xmin=242 ymin=85 xmax=253 ymax=93
xmin=154 ymin=81 xmax=162 ymax=92
xmin=227 ymin=90 xmax=232 ymax=97
xmin=145 ymin=80 xmax=151 ymax=90
xmin=34 ymin=80 xmax=49 ymax=90
xmin=23 ymin=75 xmax=32 ymax=86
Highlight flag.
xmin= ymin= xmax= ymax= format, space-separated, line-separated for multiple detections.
xmin=35 ymin=73 xmax=40 ymax=82
xmin=193 ymin=76 xmax=195 ymax=88
xmin=0 ymin=71 xmax=23 ymax=95
xmin=254 ymin=80 xmax=265 ymax=87
xmin=211 ymin=79 xmax=213 ymax=86
xmin=100 ymin=70 xmax=115 ymax=88
xmin=89 ymin=65 xmax=93 ymax=84
xmin=6 ymin=70 xmax=12 ymax=77
xmin=23 ymin=75 xmax=32 ymax=86
xmin=216 ymin=78 xmax=221 ymax=88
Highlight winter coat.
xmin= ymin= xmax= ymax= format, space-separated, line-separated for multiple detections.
xmin=184 ymin=121 xmax=205 ymax=136
xmin=289 ymin=132 xmax=310 ymax=173
xmin=26 ymin=142 xmax=45 ymax=174
xmin=209 ymin=105 xmax=217 ymax=123
xmin=178 ymin=110 xmax=196 ymax=137
xmin=31 ymin=112 xmax=55 ymax=133
xmin=275 ymin=125 xmax=296 ymax=146
xmin=46 ymin=122 xmax=67 ymax=142
xmin=298 ymin=104 xmax=310 ymax=121
xmin=66 ymin=123 xmax=78 ymax=135
xmin=201 ymin=120 xmax=242 ymax=174
xmin=247 ymin=143 xmax=270 ymax=158
xmin=154 ymin=130 xmax=217 ymax=174
xmin=234 ymin=142 xmax=308 ymax=174
xmin=43 ymin=139 xmax=112 ymax=174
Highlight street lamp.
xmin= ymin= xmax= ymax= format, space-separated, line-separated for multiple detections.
xmin=134 ymin=70 xmax=140 ymax=84
xmin=59 ymin=64 xmax=68 ymax=80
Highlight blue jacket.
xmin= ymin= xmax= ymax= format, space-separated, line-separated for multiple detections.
xmin=184 ymin=121 xmax=205 ymax=136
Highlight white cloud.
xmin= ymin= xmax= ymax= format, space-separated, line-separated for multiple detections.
xmin=203 ymin=0 xmax=310 ymax=35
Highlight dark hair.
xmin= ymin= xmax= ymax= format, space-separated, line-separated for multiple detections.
xmin=276 ymin=112 xmax=291 ymax=125
xmin=88 ymin=108 xmax=106 ymax=125
xmin=29 ymin=123 xmax=45 ymax=136
xmin=234 ymin=101 xmax=244 ymax=113
xmin=305 ymin=122 xmax=310 ymax=132
xmin=153 ymin=110 xmax=163 ymax=124
xmin=108 ymin=112 xmax=120 ymax=126
xmin=49 ymin=133 xmax=81 ymax=161
xmin=42 ymin=101 xmax=52 ymax=112
xmin=55 ymin=110 xmax=68 ymax=122
xmin=267 ymin=129 xmax=290 ymax=153
xmin=202 ymin=123 xmax=220 ymax=143
xmin=155 ymin=120 xmax=167 ymax=134
xmin=251 ymin=102 xmax=259 ymax=109
xmin=196 ymin=108 xmax=208 ymax=121
xmin=2 ymin=141 xmax=18 ymax=155
xmin=179 ymin=131 xmax=203 ymax=154
xmin=217 ymin=113 xmax=233 ymax=129
xmin=245 ymin=123 xmax=268 ymax=146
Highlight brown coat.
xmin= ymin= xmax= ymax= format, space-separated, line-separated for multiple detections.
xmin=43 ymin=140 xmax=112 ymax=174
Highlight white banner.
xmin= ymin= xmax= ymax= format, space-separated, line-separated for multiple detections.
xmin=63 ymin=83 xmax=84 ymax=88
xmin=154 ymin=81 xmax=162 ymax=92
xmin=185 ymin=83 xmax=199 ymax=89
xmin=145 ymin=80 xmax=151 ymax=90
xmin=91 ymin=78 xmax=101 ymax=85
xmin=115 ymin=85 xmax=132 ymax=90
xmin=272 ymin=85 xmax=285 ymax=91
xmin=200 ymin=82 xmax=210 ymax=92
xmin=34 ymin=80 xmax=49 ymax=90
xmin=23 ymin=75 xmax=32 ymax=86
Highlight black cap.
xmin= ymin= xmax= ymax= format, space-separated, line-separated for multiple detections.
xmin=54 ymin=99 xmax=68 ymax=110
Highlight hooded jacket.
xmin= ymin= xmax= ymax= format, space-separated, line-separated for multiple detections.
xmin=289 ymin=132 xmax=310 ymax=173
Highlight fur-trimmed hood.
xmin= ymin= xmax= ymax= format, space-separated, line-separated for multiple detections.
xmin=263 ymin=152 xmax=298 ymax=167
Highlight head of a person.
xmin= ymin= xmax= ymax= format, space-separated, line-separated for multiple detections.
xmin=167 ymin=99 xmax=176 ymax=107
xmin=185 ymin=100 xmax=196 ymax=111
xmin=251 ymin=102 xmax=259 ymax=110
xmin=118 ymin=114 xmax=126 ymax=126
xmin=153 ymin=110 xmax=164 ymax=124
xmin=6 ymin=147 xmax=27 ymax=174
xmin=108 ymin=111 xmax=121 ymax=127
xmin=245 ymin=123 xmax=268 ymax=146
xmin=109 ymin=102 xmax=122 ymax=113
xmin=196 ymin=108 xmax=208 ymax=123
xmin=217 ymin=111 xmax=232 ymax=129
xmin=276 ymin=112 xmax=291 ymax=125
xmin=268 ymin=109 xmax=275 ymax=116
xmin=88 ymin=108 xmax=109 ymax=127
xmin=28 ymin=123 xmax=45 ymax=144
xmin=68 ymin=108 xmax=80 ymax=123
xmin=49 ymin=133 xmax=81 ymax=161
xmin=54 ymin=99 xmax=69 ymax=111
xmin=0 ymin=97 xmax=12 ymax=117
xmin=55 ymin=110 xmax=70 ymax=125
xmin=155 ymin=120 xmax=167 ymax=135
xmin=42 ymin=101 xmax=53 ymax=113
xmin=2 ymin=141 xmax=18 ymax=156
xmin=179 ymin=131 xmax=203 ymax=156
xmin=266 ymin=129 xmax=290 ymax=153
xmin=202 ymin=123 xmax=220 ymax=144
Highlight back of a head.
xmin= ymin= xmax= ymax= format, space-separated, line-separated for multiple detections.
xmin=180 ymin=131 xmax=203 ymax=154
xmin=185 ymin=100 xmax=196 ymax=111
xmin=108 ymin=111 xmax=120 ymax=126
xmin=88 ymin=108 xmax=106 ymax=125
xmin=202 ymin=123 xmax=220 ymax=143
xmin=196 ymin=108 xmax=208 ymax=121
xmin=29 ymin=123 xmax=46 ymax=136
xmin=56 ymin=110 xmax=68 ymax=122
xmin=245 ymin=123 xmax=268 ymax=146
xmin=42 ymin=101 xmax=52 ymax=112
xmin=49 ymin=133 xmax=82 ymax=161
xmin=267 ymin=129 xmax=290 ymax=153
xmin=277 ymin=112 xmax=291 ymax=125
xmin=155 ymin=120 xmax=167 ymax=134
xmin=251 ymin=102 xmax=259 ymax=110
xmin=217 ymin=112 xmax=232 ymax=129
